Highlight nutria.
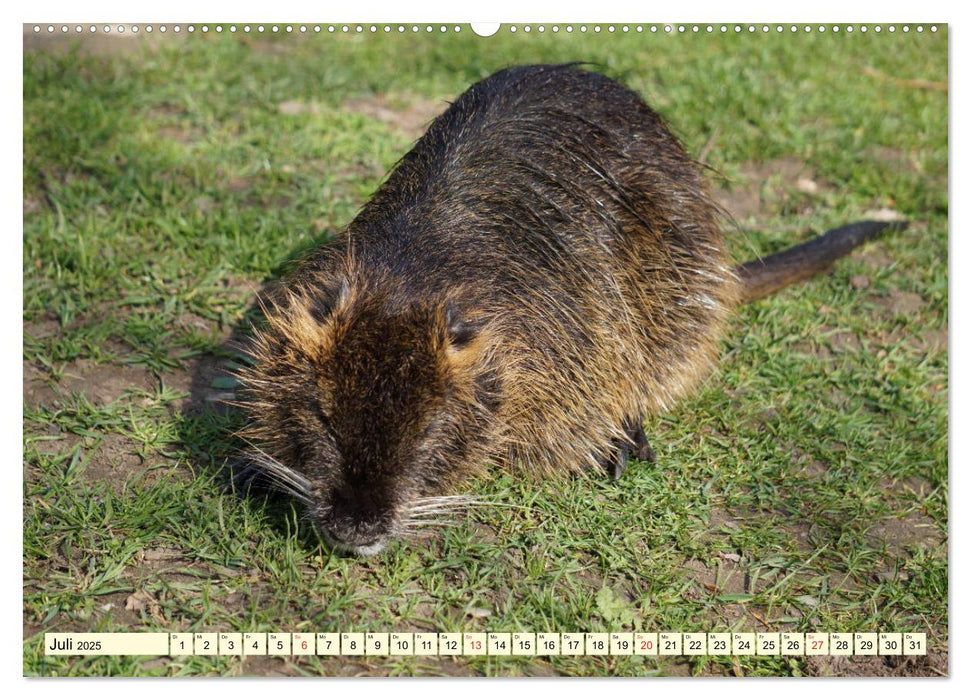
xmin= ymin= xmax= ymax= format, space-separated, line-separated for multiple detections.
xmin=235 ymin=64 xmax=902 ymax=556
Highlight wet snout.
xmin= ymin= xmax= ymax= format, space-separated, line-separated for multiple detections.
xmin=318 ymin=482 xmax=395 ymax=556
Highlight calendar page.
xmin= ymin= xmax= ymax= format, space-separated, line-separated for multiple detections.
xmin=22 ymin=12 xmax=948 ymax=680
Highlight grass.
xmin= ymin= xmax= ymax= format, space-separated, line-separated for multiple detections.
xmin=23 ymin=25 xmax=947 ymax=677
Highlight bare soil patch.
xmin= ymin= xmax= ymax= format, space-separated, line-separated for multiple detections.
xmin=24 ymin=357 xmax=157 ymax=410
xmin=864 ymin=145 xmax=922 ymax=174
xmin=805 ymin=648 xmax=947 ymax=677
xmin=866 ymin=510 xmax=945 ymax=558
xmin=853 ymin=248 xmax=898 ymax=269
xmin=80 ymin=433 xmax=149 ymax=485
xmin=872 ymin=288 xmax=928 ymax=317
xmin=715 ymin=157 xmax=835 ymax=224
xmin=341 ymin=94 xmax=447 ymax=140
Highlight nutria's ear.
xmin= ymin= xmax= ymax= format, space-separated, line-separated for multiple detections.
xmin=308 ymin=277 xmax=350 ymax=325
xmin=445 ymin=302 xmax=482 ymax=349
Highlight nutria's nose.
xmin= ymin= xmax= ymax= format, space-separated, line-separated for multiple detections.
xmin=322 ymin=527 xmax=389 ymax=556
xmin=329 ymin=527 xmax=384 ymax=548
xmin=320 ymin=499 xmax=390 ymax=555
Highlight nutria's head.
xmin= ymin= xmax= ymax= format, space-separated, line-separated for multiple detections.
xmin=238 ymin=273 xmax=498 ymax=556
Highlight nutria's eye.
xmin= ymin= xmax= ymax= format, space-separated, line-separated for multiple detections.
xmin=445 ymin=302 xmax=483 ymax=348
xmin=314 ymin=405 xmax=341 ymax=446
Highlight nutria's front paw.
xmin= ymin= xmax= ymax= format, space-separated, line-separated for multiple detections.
xmin=603 ymin=417 xmax=656 ymax=479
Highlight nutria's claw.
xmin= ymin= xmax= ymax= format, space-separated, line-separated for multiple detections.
xmin=606 ymin=417 xmax=656 ymax=479
xmin=631 ymin=429 xmax=657 ymax=464
xmin=611 ymin=438 xmax=631 ymax=480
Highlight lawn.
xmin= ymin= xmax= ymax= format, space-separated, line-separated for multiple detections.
xmin=23 ymin=23 xmax=947 ymax=677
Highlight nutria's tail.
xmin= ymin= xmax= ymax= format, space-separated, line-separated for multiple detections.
xmin=737 ymin=220 xmax=907 ymax=304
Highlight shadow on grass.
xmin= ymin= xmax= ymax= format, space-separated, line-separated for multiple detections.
xmin=175 ymin=235 xmax=344 ymax=555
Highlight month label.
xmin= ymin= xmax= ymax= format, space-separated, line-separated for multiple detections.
xmin=44 ymin=633 xmax=169 ymax=656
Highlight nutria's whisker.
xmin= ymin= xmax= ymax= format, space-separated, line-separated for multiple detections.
xmin=400 ymin=519 xmax=456 ymax=529
xmin=405 ymin=502 xmax=497 ymax=517
xmin=408 ymin=496 xmax=505 ymax=508
xmin=405 ymin=503 xmax=529 ymax=522
xmin=249 ymin=451 xmax=312 ymax=492
xmin=233 ymin=443 xmax=314 ymax=506
xmin=405 ymin=509 xmax=467 ymax=520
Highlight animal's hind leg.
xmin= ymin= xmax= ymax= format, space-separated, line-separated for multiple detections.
xmin=605 ymin=416 xmax=657 ymax=480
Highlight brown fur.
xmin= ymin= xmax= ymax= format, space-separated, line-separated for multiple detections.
xmin=237 ymin=64 xmax=891 ymax=555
